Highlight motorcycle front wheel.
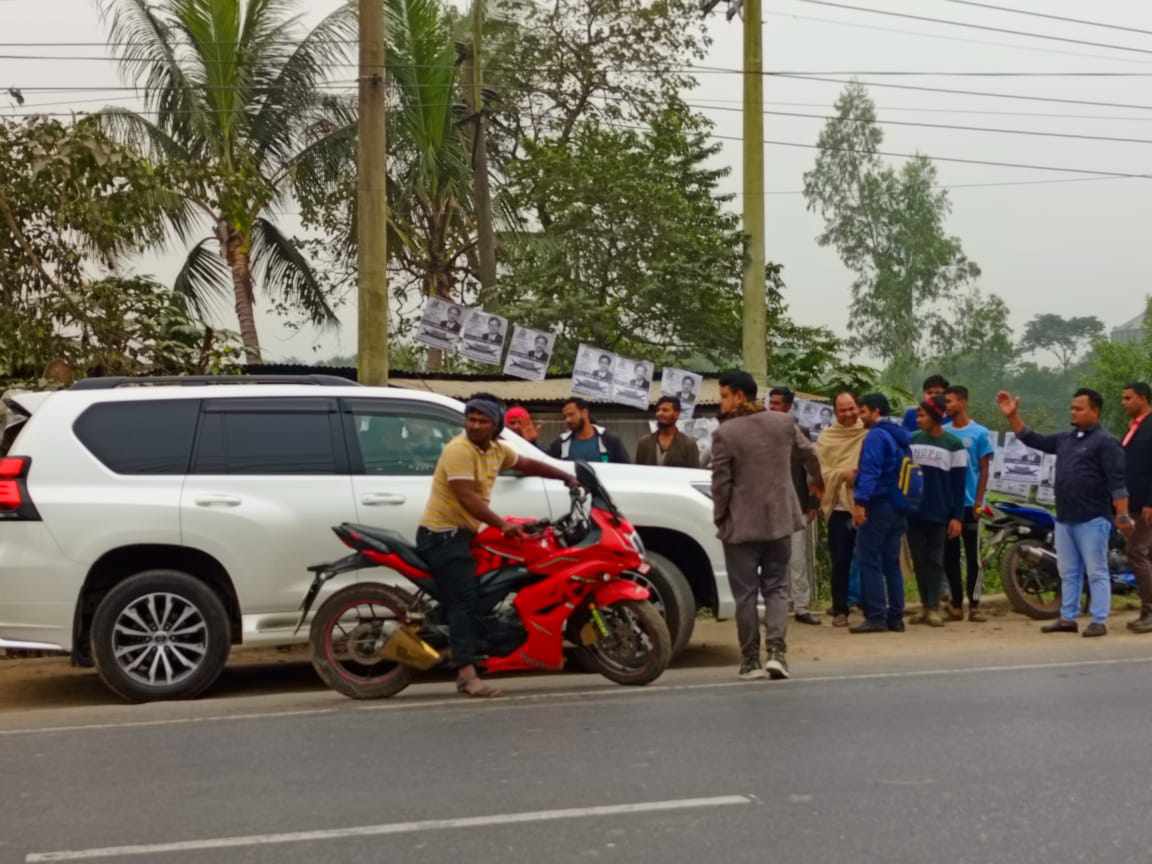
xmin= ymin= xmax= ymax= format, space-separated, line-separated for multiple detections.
xmin=573 ymin=600 xmax=671 ymax=686
xmin=1002 ymin=541 xmax=1061 ymax=620
xmin=310 ymin=583 xmax=415 ymax=699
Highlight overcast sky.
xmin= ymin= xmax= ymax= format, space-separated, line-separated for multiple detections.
xmin=3 ymin=0 xmax=1150 ymax=362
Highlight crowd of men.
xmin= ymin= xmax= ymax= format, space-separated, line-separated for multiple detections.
xmin=496 ymin=374 xmax=1152 ymax=682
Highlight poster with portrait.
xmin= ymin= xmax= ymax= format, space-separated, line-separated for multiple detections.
xmin=1036 ymin=454 xmax=1057 ymax=505
xmin=660 ymin=368 xmax=703 ymax=419
xmin=415 ymin=296 xmax=467 ymax=351
xmin=503 ymin=325 xmax=555 ymax=382
xmin=680 ymin=417 xmax=719 ymax=467
xmin=571 ymin=344 xmax=617 ymax=399
xmin=612 ymin=355 xmax=653 ymax=410
xmin=793 ymin=398 xmax=835 ymax=442
xmin=1000 ymin=432 xmax=1045 ymax=484
xmin=458 ymin=309 xmax=508 ymax=366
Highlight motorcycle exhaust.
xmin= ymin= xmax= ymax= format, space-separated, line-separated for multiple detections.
xmin=1019 ymin=543 xmax=1058 ymax=565
xmin=379 ymin=626 xmax=443 ymax=671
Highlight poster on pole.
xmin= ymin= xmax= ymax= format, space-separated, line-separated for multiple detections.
xmin=415 ymin=296 xmax=466 ymax=352
xmin=660 ymin=368 xmax=703 ymax=419
xmin=458 ymin=309 xmax=508 ymax=365
xmin=612 ymin=355 xmax=653 ymax=409
xmin=793 ymin=398 xmax=835 ymax=442
xmin=1036 ymin=454 xmax=1057 ymax=505
xmin=503 ymin=326 xmax=555 ymax=382
xmin=989 ymin=432 xmax=1040 ymax=498
xmin=571 ymin=344 xmax=617 ymax=399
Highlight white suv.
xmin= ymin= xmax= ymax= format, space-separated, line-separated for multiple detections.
xmin=1 ymin=377 xmax=731 ymax=700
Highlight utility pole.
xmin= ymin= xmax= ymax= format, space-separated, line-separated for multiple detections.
xmin=464 ymin=0 xmax=497 ymax=300
xmin=357 ymin=0 xmax=390 ymax=385
xmin=702 ymin=0 xmax=767 ymax=384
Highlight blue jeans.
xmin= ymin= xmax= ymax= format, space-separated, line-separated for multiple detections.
xmin=856 ymin=499 xmax=907 ymax=626
xmin=1054 ymin=518 xmax=1112 ymax=624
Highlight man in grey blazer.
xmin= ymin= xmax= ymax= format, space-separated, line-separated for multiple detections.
xmin=711 ymin=371 xmax=823 ymax=681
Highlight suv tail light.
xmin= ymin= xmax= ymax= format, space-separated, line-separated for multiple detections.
xmin=0 ymin=457 xmax=40 ymax=521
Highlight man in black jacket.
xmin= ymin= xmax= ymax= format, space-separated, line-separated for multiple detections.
xmin=1122 ymin=382 xmax=1152 ymax=633
xmin=548 ymin=398 xmax=631 ymax=464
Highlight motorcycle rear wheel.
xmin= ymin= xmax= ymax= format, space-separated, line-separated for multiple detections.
xmin=310 ymin=583 xmax=416 ymax=699
xmin=574 ymin=600 xmax=671 ymax=686
xmin=1002 ymin=542 xmax=1061 ymax=620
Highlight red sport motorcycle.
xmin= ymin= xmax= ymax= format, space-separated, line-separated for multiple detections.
xmin=297 ymin=463 xmax=672 ymax=699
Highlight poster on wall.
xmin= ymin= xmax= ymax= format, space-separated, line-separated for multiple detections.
xmin=503 ymin=326 xmax=555 ymax=382
xmin=571 ymin=344 xmax=617 ymax=399
xmin=681 ymin=417 xmax=719 ymax=467
xmin=415 ymin=296 xmax=467 ymax=352
xmin=793 ymin=399 xmax=835 ymax=442
xmin=458 ymin=309 xmax=508 ymax=365
xmin=660 ymin=368 xmax=703 ymax=419
xmin=612 ymin=356 xmax=654 ymax=410
xmin=1000 ymin=432 xmax=1045 ymax=484
xmin=1036 ymin=454 xmax=1057 ymax=505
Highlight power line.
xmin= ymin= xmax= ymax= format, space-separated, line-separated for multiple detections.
xmin=796 ymin=0 xmax=1152 ymax=58
xmin=775 ymin=74 xmax=1152 ymax=112
xmin=937 ymin=0 xmax=1152 ymax=38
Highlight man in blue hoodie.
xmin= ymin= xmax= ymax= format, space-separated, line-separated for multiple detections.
xmin=851 ymin=393 xmax=912 ymax=634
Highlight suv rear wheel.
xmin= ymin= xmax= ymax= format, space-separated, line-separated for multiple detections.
xmin=91 ymin=570 xmax=231 ymax=702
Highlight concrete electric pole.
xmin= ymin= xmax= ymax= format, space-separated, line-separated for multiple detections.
xmin=357 ymin=0 xmax=390 ymax=385
xmin=702 ymin=0 xmax=767 ymax=385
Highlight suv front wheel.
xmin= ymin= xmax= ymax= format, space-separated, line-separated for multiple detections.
xmin=91 ymin=570 xmax=232 ymax=702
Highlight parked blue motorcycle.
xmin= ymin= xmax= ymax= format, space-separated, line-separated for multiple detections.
xmin=982 ymin=501 xmax=1135 ymax=620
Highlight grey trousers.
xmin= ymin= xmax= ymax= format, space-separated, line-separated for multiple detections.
xmin=788 ymin=528 xmax=812 ymax=614
xmin=724 ymin=536 xmax=792 ymax=661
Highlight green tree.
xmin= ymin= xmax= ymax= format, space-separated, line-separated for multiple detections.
xmin=493 ymin=105 xmax=744 ymax=368
xmin=1019 ymin=312 xmax=1105 ymax=372
xmin=0 ymin=116 xmax=187 ymax=378
xmin=1084 ymin=298 xmax=1152 ymax=433
xmin=802 ymin=82 xmax=980 ymax=388
xmin=98 ymin=0 xmax=354 ymax=362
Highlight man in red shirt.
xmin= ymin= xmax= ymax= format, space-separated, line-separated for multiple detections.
xmin=1122 ymin=383 xmax=1152 ymax=633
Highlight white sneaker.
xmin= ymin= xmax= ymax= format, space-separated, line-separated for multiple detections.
xmin=738 ymin=659 xmax=767 ymax=680
xmin=765 ymin=651 xmax=791 ymax=680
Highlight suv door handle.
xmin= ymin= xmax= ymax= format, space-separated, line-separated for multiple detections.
xmin=361 ymin=493 xmax=407 ymax=506
xmin=194 ymin=494 xmax=243 ymax=507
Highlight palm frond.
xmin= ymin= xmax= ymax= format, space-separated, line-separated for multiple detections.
xmin=98 ymin=0 xmax=210 ymax=151
xmin=252 ymin=3 xmax=357 ymax=171
xmin=251 ymin=217 xmax=338 ymax=327
xmin=173 ymin=236 xmax=232 ymax=321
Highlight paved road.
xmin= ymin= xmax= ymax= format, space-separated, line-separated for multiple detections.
xmin=5 ymin=653 xmax=1152 ymax=864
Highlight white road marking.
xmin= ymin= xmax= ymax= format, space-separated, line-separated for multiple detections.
xmin=24 ymin=795 xmax=754 ymax=862
xmin=3 ymin=653 xmax=1151 ymax=738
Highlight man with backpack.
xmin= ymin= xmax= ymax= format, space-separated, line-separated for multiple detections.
xmin=851 ymin=393 xmax=918 ymax=634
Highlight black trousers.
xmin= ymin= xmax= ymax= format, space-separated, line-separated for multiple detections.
xmin=827 ymin=510 xmax=856 ymax=617
xmin=908 ymin=518 xmax=947 ymax=611
xmin=417 ymin=527 xmax=479 ymax=668
xmin=944 ymin=507 xmax=982 ymax=608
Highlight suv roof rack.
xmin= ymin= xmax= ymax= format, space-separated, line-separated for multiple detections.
xmin=70 ymin=375 xmax=360 ymax=390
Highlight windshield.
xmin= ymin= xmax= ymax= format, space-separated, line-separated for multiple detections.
xmin=575 ymin=462 xmax=618 ymax=515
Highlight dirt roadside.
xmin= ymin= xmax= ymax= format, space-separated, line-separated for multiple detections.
xmin=4 ymin=596 xmax=1152 ymax=716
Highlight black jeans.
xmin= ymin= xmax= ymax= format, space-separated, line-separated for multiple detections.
xmin=908 ymin=518 xmax=947 ymax=611
xmin=416 ymin=527 xmax=479 ymax=668
xmin=944 ymin=507 xmax=982 ymax=609
xmin=827 ymin=511 xmax=856 ymax=616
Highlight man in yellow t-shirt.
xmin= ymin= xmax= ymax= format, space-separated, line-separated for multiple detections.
xmin=418 ymin=395 xmax=578 ymax=698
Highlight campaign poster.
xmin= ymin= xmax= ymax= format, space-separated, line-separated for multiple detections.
xmin=680 ymin=417 xmax=719 ymax=468
xmin=661 ymin=368 xmax=703 ymax=419
xmin=458 ymin=309 xmax=508 ymax=366
xmin=1036 ymin=454 xmax=1057 ymax=505
xmin=612 ymin=355 xmax=653 ymax=410
xmin=415 ymin=296 xmax=466 ymax=352
xmin=503 ymin=326 xmax=555 ymax=382
xmin=1000 ymin=432 xmax=1045 ymax=484
xmin=571 ymin=344 xmax=616 ymax=399
xmin=794 ymin=398 xmax=835 ymax=442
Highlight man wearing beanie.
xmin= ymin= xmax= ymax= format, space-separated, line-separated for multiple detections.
xmin=907 ymin=396 xmax=968 ymax=627
xmin=418 ymin=394 xmax=578 ymax=697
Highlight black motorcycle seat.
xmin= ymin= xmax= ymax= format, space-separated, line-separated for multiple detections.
xmin=345 ymin=524 xmax=429 ymax=571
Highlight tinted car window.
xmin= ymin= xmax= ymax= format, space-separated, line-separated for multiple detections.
xmin=345 ymin=402 xmax=461 ymax=475
xmin=74 ymin=400 xmax=200 ymax=474
xmin=192 ymin=399 xmax=341 ymax=475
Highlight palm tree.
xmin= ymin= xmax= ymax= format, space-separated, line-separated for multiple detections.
xmin=98 ymin=0 xmax=357 ymax=362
